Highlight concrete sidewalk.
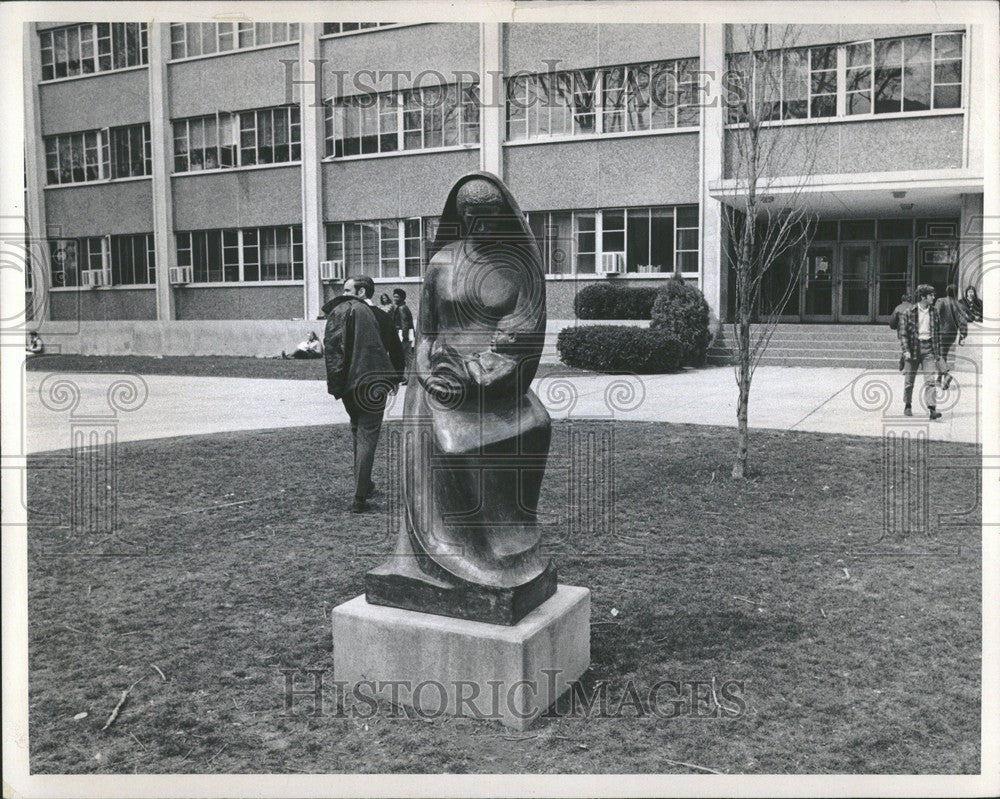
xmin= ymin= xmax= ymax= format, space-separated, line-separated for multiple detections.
xmin=23 ymin=354 xmax=982 ymax=454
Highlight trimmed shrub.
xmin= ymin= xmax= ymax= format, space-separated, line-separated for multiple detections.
xmin=557 ymin=325 xmax=683 ymax=374
xmin=649 ymin=275 xmax=712 ymax=367
xmin=574 ymin=284 xmax=660 ymax=320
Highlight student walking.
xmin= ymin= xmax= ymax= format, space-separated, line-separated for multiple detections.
xmin=934 ymin=284 xmax=967 ymax=389
xmin=898 ymin=284 xmax=944 ymax=420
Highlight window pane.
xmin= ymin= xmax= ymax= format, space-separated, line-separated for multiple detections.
xmin=902 ymin=36 xmax=931 ymax=111
xmin=782 ymin=49 xmax=808 ymax=120
xmin=874 ymin=39 xmax=902 ymax=113
xmin=626 ymin=209 xmax=650 ymax=272
xmin=650 ymin=208 xmax=674 ymax=272
xmin=602 ymin=210 xmax=625 ymax=252
xmin=935 ymin=33 xmax=963 ymax=60
xmin=934 ymin=84 xmax=961 ymax=108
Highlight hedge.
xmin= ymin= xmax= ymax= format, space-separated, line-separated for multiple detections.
xmin=556 ymin=325 xmax=684 ymax=374
xmin=650 ymin=276 xmax=712 ymax=367
xmin=574 ymin=284 xmax=660 ymax=320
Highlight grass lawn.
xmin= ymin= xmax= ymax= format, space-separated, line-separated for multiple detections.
xmin=27 ymin=421 xmax=980 ymax=774
xmin=26 ymin=354 xmax=597 ymax=381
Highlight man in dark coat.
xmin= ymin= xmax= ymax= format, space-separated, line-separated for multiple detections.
xmin=323 ymin=275 xmax=404 ymax=512
xmin=935 ymin=284 xmax=967 ymax=388
xmin=898 ymin=284 xmax=943 ymax=420
xmin=392 ymin=288 xmax=415 ymax=381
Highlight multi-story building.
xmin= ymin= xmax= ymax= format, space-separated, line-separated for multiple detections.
xmin=22 ymin=21 xmax=987 ymax=351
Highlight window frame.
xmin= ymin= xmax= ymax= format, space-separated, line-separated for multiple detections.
xmin=727 ymin=29 xmax=965 ymax=126
xmin=168 ymin=22 xmax=300 ymax=62
xmin=39 ymin=23 xmax=148 ymax=82
xmin=172 ymin=106 xmax=300 ymax=173
xmin=175 ymin=225 xmax=304 ymax=284
xmin=324 ymin=80 xmax=480 ymax=159
xmin=525 ymin=205 xmax=700 ymax=277
xmin=44 ymin=123 xmax=152 ymax=186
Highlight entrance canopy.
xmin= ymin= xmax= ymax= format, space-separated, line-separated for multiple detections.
xmin=708 ymin=169 xmax=982 ymax=219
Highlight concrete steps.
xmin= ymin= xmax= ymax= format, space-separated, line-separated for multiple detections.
xmin=707 ymin=323 xmax=904 ymax=369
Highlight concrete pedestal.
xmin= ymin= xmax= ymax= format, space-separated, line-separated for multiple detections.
xmin=332 ymin=584 xmax=590 ymax=730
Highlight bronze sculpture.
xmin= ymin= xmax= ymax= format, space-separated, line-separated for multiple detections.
xmin=366 ymin=172 xmax=556 ymax=624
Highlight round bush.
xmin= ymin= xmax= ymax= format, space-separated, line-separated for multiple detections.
xmin=557 ymin=325 xmax=683 ymax=373
xmin=649 ymin=276 xmax=711 ymax=367
xmin=574 ymin=284 xmax=660 ymax=320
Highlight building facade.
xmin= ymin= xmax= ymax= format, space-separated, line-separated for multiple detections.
xmin=23 ymin=21 xmax=987 ymax=337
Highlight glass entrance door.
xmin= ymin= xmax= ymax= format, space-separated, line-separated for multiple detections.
xmin=839 ymin=243 xmax=874 ymax=321
xmin=876 ymin=243 xmax=911 ymax=322
xmin=802 ymin=245 xmax=835 ymax=320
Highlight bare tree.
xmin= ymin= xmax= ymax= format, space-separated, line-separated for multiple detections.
xmin=720 ymin=24 xmax=825 ymax=478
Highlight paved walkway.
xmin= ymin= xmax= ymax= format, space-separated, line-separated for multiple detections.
xmin=23 ymin=353 xmax=982 ymax=454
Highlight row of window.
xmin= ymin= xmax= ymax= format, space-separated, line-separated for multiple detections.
xmin=324 ymin=82 xmax=480 ymax=157
xmin=177 ymin=226 xmax=304 ymax=282
xmin=169 ymin=22 xmax=300 ymax=60
xmin=40 ymin=204 xmax=700 ymax=287
xmin=48 ymin=234 xmax=155 ymax=287
xmin=45 ymin=124 xmax=151 ymax=185
xmin=40 ymin=23 xmax=148 ymax=81
xmin=40 ymin=22 xmax=399 ymax=76
xmin=727 ymin=32 xmax=963 ymax=122
xmin=507 ymin=59 xmax=701 ymax=140
xmin=173 ymin=107 xmax=301 ymax=172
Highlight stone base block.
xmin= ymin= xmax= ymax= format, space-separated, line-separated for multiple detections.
xmin=332 ymin=584 xmax=590 ymax=730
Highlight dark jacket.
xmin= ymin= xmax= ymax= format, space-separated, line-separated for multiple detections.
xmin=935 ymin=296 xmax=968 ymax=339
xmin=393 ymin=302 xmax=414 ymax=335
xmin=898 ymin=303 xmax=942 ymax=359
xmin=371 ymin=304 xmax=406 ymax=377
xmin=322 ymin=295 xmax=399 ymax=399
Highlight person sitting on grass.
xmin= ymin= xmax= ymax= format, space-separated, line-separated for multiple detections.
xmin=26 ymin=331 xmax=45 ymax=358
xmin=282 ymin=331 xmax=323 ymax=360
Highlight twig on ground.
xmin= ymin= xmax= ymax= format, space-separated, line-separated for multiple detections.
xmin=710 ymin=676 xmax=721 ymax=712
xmin=842 ymin=567 xmax=850 ymax=580
xmin=178 ymin=747 xmax=195 ymax=763
xmin=663 ymin=757 xmax=725 ymax=775
xmin=820 ymin=608 xmax=827 ymax=618
xmin=102 ymin=677 xmax=145 ymax=732
xmin=207 ymin=743 xmax=228 ymax=763
xmin=62 ymin=624 xmax=89 ymax=635
xmin=732 ymin=595 xmax=762 ymax=606
xmin=150 ymin=664 xmax=166 ymax=681
xmin=128 ymin=731 xmax=146 ymax=750
xmin=499 ymin=734 xmax=538 ymax=741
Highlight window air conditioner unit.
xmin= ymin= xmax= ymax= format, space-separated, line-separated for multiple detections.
xmin=320 ymin=259 xmax=345 ymax=282
xmin=169 ymin=265 xmax=193 ymax=285
xmin=599 ymin=251 xmax=625 ymax=275
xmin=82 ymin=269 xmax=110 ymax=288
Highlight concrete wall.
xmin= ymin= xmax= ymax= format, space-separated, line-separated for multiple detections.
xmin=168 ymin=44 xmax=299 ymax=118
xmin=39 ymin=68 xmax=149 ymax=135
xmin=172 ymin=166 xmax=302 ymax=230
xmin=323 ymin=149 xmax=478 ymax=221
xmin=320 ymin=24 xmax=479 ymax=95
xmin=505 ymin=24 xmax=700 ymax=73
xmin=174 ymin=285 xmax=304 ymax=320
xmin=724 ymin=116 xmax=964 ymax=178
xmin=505 ymin=133 xmax=700 ymax=210
xmin=49 ymin=289 xmax=157 ymax=322
xmin=45 ymin=180 xmax=154 ymax=237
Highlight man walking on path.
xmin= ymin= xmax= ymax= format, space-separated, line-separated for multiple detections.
xmin=899 ymin=284 xmax=944 ymax=420
xmin=935 ymin=284 xmax=967 ymax=389
xmin=323 ymin=275 xmax=404 ymax=512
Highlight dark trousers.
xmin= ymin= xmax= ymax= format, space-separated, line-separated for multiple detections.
xmin=291 ymin=349 xmax=322 ymax=360
xmin=903 ymin=340 xmax=938 ymax=409
xmin=342 ymin=387 xmax=386 ymax=500
xmin=938 ymin=333 xmax=957 ymax=379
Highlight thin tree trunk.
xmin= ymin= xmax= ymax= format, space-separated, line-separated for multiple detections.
xmin=733 ymin=315 xmax=751 ymax=479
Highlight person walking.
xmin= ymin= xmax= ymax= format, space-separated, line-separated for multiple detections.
xmin=934 ymin=284 xmax=967 ymax=389
xmin=392 ymin=288 xmax=415 ymax=381
xmin=961 ymin=285 xmax=983 ymax=323
xmin=323 ymin=275 xmax=404 ymax=513
xmin=898 ymin=284 xmax=943 ymax=420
